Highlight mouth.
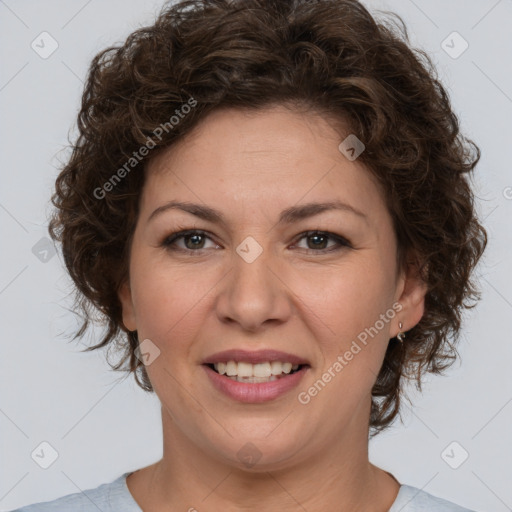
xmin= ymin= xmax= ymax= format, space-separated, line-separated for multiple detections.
xmin=205 ymin=361 xmax=306 ymax=383
xmin=201 ymin=349 xmax=310 ymax=403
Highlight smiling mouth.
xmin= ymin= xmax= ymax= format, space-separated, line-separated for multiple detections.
xmin=205 ymin=361 xmax=306 ymax=383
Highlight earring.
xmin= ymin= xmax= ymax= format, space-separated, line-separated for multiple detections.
xmin=397 ymin=321 xmax=405 ymax=343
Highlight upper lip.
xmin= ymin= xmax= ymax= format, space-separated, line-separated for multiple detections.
xmin=202 ymin=349 xmax=310 ymax=366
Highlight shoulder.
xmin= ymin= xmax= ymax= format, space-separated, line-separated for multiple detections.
xmin=389 ymin=484 xmax=477 ymax=512
xmin=8 ymin=472 xmax=141 ymax=512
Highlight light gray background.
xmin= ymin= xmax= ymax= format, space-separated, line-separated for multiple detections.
xmin=1 ymin=1 xmax=511 ymax=510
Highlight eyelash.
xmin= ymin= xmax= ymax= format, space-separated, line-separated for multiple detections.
xmin=161 ymin=229 xmax=352 ymax=255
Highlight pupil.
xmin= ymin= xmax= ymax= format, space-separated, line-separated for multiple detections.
xmin=309 ymin=234 xmax=327 ymax=249
xmin=185 ymin=234 xmax=327 ymax=250
xmin=186 ymin=234 xmax=204 ymax=249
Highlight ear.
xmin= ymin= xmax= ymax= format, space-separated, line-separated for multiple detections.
xmin=394 ymin=255 xmax=428 ymax=336
xmin=118 ymin=280 xmax=137 ymax=332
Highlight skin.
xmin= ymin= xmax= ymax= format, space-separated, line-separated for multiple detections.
xmin=119 ymin=105 xmax=427 ymax=511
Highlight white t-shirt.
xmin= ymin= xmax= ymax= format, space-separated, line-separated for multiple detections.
xmin=10 ymin=472 xmax=477 ymax=511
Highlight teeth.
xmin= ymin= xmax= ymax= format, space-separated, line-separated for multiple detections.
xmin=226 ymin=361 xmax=237 ymax=376
xmin=282 ymin=362 xmax=293 ymax=374
xmin=270 ymin=361 xmax=282 ymax=375
xmin=234 ymin=375 xmax=278 ymax=383
xmin=254 ymin=362 xmax=272 ymax=377
xmin=213 ymin=361 xmax=301 ymax=377
xmin=237 ymin=362 xmax=253 ymax=378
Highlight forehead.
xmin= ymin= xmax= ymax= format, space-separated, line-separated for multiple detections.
xmin=142 ymin=106 xmax=387 ymax=224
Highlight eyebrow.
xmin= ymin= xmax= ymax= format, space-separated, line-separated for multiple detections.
xmin=147 ymin=199 xmax=368 ymax=225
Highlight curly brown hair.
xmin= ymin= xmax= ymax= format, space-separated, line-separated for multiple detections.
xmin=49 ymin=0 xmax=487 ymax=435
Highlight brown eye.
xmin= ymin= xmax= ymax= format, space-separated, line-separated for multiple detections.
xmin=183 ymin=233 xmax=206 ymax=249
xmin=306 ymin=233 xmax=329 ymax=250
xmin=293 ymin=231 xmax=351 ymax=253
xmin=162 ymin=230 xmax=218 ymax=252
xmin=161 ymin=229 xmax=350 ymax=255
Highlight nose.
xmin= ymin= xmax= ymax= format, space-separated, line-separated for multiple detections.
xmin=215 ymin=243 xmax=292 ymax=333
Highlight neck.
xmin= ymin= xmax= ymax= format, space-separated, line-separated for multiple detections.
xmin=127 ymin=402 xmax=400 ymax=511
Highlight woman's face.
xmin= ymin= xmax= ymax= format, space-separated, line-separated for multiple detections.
xmin=119 ymin=105 xmax=425 ymax=470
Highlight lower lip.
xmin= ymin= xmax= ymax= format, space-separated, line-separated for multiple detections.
xmin=203 ymin=365 xmax=309 ymax=403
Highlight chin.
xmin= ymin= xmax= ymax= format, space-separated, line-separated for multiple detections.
xmin=204 ymin=424 xmax=312 ymax=472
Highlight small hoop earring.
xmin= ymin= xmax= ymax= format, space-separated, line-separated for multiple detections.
xmin=397 ymin=321 xmax=405 ymax=343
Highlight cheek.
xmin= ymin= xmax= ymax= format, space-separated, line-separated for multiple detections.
xmin=129 ymin=262 xmax=213 ymax=396
xmin=303 ymin=261 xmax=396 ymax=407
xmin=301 ymin=269 xmax=395 ymax=415
xmin=128 ymin=252 xmax=213 ymax=342
xmin=298 ymin=257 xmax=395 ymax=341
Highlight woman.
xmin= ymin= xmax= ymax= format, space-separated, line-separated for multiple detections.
xmin=12 ymin=0 xmax=487 ymax=510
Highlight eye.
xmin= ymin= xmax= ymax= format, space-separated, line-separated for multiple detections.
xmin=162 ymin=229 xmax=219 ymax=252
xmin=291 ymin=230 xmax=351 ymax=253
xmin=161 ymin=229 xmax=351 ymax=255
